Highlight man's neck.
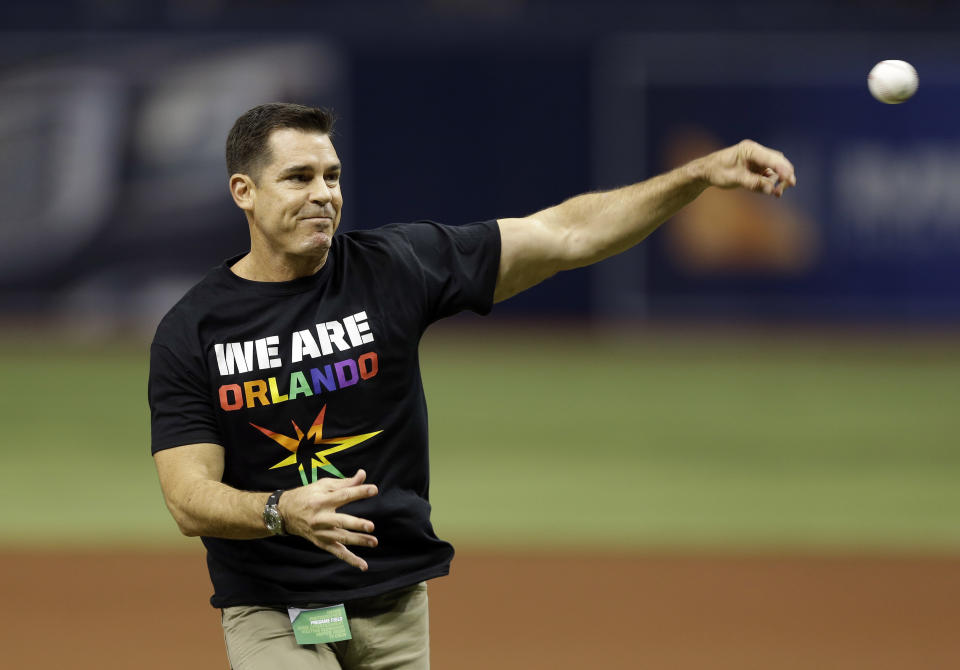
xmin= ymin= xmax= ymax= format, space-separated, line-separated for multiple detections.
xmin=230 ymin=251 xmax=328 ymax=282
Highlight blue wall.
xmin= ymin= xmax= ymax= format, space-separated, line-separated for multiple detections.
xmin=1 ymin=3 xmax=958 ymax=324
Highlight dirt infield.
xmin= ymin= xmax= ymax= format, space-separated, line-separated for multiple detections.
xmin=3 ymin=548 xmax=959 ymax=669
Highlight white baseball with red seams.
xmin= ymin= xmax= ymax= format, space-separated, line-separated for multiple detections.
xmin=868 ymin=60 xmax=918 ymax=104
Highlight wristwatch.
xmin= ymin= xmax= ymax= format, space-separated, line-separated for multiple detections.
xmin=263 ymin=489 xmax=286 ymax=536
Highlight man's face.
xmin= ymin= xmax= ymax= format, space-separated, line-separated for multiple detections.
xmin=245 ymin=128 xmax=343 ymax=261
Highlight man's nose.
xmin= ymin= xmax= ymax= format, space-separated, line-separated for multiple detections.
xmin=309 ymin=179 xmax=333 ymax=204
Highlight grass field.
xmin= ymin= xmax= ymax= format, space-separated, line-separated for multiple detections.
xmin=1 ymin=323 xmax=958 ymax=551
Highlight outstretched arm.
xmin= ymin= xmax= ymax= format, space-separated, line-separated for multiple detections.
xmin=494 ymin=139 xmax=796 ymax=302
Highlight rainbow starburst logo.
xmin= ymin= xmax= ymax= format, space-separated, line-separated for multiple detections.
xmin=250 ymin=405 xmax=382 ymax=486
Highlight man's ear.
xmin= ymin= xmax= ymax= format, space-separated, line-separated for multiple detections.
xmin=230 ymin=174 xmax=255 ymax=212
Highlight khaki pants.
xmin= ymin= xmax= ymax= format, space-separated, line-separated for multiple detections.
xmin=221 ymin=582 xmax=429 ymax=670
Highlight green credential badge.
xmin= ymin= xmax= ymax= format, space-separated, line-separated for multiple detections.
xmin=287 ymin=604 xmax=352 ymax=645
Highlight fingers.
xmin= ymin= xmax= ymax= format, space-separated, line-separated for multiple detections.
xmin=325 ymin=468 xmax=366 ymax=489
xmin=739 ymin=140 xmax=797 ymax=197
xmin=279 ymin=471 xmax=380 ymax=560
xmin=310 ymin=522 xmax=378 ymax=571
xmin=306 ymin=472 xmax=378 ymax=571
xmin=316 ymin=527 xmax=378 ymax=549
xmin=296 ymin=510 xmax=378 ymax=571
xmin=323 ymin=542 xmax=370 ymax=572
xmin=280 ymin=472 xmax=378 ymax=516
xmin=295 ymin=483 xmax=378 ymax=532
xmin=295 ymin=507 xmax=378 ymax=570
xmin=325 ymin=512 xmax=376 ymax=534
xmin=335 ymin=482 xmax=379 ymax=506
xmin=301 ymin=510 xmax=375 ymax=532
xmin=758 ymin=167 xmax=780 ymax=197
xmin=313 ymin=471 xmax=379 ymax=506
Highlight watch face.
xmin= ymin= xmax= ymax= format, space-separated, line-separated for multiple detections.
xmin=264 ymin=506 xmax=283 ymax=534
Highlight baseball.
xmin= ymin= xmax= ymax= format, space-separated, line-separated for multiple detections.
xmin=868 ymin=60 xmax=918 ymax=104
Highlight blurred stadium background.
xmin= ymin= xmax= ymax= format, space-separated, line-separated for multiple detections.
xmin=2 ymin=1 xmax=959 ymax=668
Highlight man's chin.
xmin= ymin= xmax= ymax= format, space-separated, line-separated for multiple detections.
xmin=292 ymin=233 xmax=332 ymax=264
xmin=301 ymin=230 xmax=333 ymax=250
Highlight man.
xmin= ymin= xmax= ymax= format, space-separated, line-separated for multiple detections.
xmin=149 ymin=102 xmax=795 ymax=669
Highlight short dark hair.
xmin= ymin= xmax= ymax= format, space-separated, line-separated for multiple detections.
xmin=226 ymin=102 xmax=336 ymax=181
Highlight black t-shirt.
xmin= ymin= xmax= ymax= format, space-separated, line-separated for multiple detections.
xmin=148 ymin=220 xmax=500 ymax=608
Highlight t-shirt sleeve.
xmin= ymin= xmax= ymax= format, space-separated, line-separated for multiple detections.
xmin=399 ymin=219 xmax=501 ymax=325
xmin=148 ymin=341 xmax=221 ymax=454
